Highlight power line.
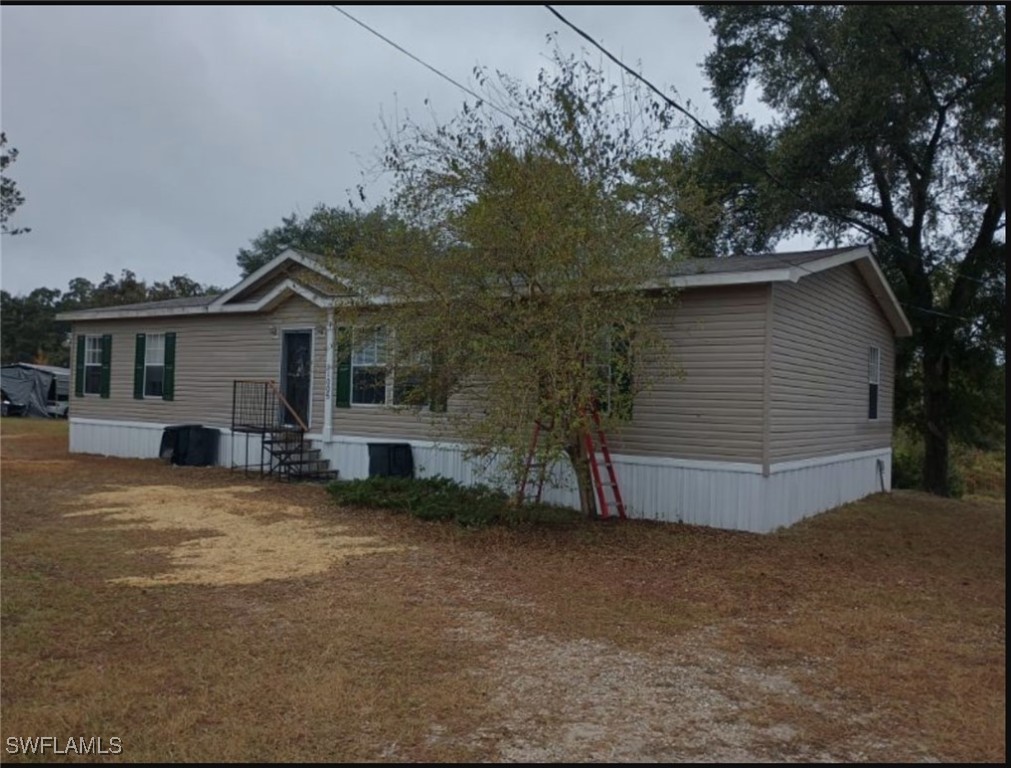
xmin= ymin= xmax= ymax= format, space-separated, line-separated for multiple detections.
xmin=330 ymin=5 xmax=539 ymax=135
xmin=544 ymin=4 xmax=994 ymax=327
xmin=544 ymin=5 xmax=886 ymax=243
xmin=333 ymin=5 xmax=990 ymax=327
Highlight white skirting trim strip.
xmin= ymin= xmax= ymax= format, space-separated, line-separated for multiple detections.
xmin=68 ymin=418 xmax=892 ymax=533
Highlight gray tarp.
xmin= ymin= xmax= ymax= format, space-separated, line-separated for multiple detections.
xmin=1 ymin=364 xmax=59 ymax=418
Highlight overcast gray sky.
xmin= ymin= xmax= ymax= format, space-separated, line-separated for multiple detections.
xmin=1 ymin=5 xmax=798 ymax=296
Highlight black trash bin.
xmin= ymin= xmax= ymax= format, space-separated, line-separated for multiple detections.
xmin=367 ymin=443 xmax=414 ymax=478
xmin=160 ymin=424 xmax=219 ymax=466
xmin=184 ymin=426 xmax=219 ymax=467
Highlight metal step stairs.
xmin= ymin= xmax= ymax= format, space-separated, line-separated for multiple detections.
xmin=263 ymin=428 xmax=339 ymax=482
xmin=230 ymin=379 xmax=339 ymax=483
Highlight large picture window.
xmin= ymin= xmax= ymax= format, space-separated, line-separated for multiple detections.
xmin=337 ymin=326 xmax=437 ymax=409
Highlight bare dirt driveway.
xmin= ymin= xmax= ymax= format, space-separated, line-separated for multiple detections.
xmin=1 ymin=419 xmax=1005 ymax=762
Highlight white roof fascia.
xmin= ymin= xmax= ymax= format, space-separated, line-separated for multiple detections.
xmin=667 ymin=268 xmax=794 ymax=289
xmin=56 ymin=305 xmax=211 ymax=322
xmin=208 ymin=248 xmax=336 ymax=310
xmin=211 ymin=278 xmax=330 ymax=313
xmin=853 ymin=256 xmax=914 ymax=337
xmin=784 ymin=245 xmax=871 ymax=281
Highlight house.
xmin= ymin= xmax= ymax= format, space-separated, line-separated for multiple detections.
xmin=55 ymin=244 xmax=911 ymax=533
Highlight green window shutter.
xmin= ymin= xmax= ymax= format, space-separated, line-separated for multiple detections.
xmin=335 ymin=329 xmax=351 ymax=408
xmin=74 ymin=335 xmax=86 ymax=397
xmin=428 ymin=351 xmax=448 ymax=413
xmin=163 ymin=332 xmax=176 ymax=401
xmin=133 ymin=333 xmax=146 ymax=399
xmin=612 ymin=331 xmax=633 ymax=420
xmin=100 ymin=334 xmax=113 ymax=399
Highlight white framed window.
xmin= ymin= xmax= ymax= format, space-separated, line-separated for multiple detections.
xmin=344 ymin=327 xmax=434 ymax=408
xmin=144 ymin=333 xmax=166 ymax=398
xmin=84 ymin=336 xmax=104 ymax=395
xmin=868 ymin=346 xmax=880 ymax=420
xmin=351 ymin=327 xmax=389 ymax=405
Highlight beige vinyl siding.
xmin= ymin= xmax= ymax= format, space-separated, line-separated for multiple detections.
xmin=70 ymin=295 xmax=459 ymax=441
xmin=70 ymin=296 xmax=327 ymax=432
xmin=612 ymin=284 xmax=768 ymax=463
xmin=769 ymin=263 xmax=894 ymax=462
xmin=329 ymin=327 xmax=460 ymax=442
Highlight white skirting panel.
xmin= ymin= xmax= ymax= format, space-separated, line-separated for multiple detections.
xmin=70 ymin=418 xmax=165 ymax=460
xmin=68 ymin=419 xmax=891 ymax=533
xmin=311 ymin=436 xmax=892 ymax=533
xmin=68 ymin=418 xmax=262 ymax=470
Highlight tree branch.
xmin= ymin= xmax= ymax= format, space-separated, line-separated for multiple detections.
xmin=948 ymin=160 xmax=1006 ymax=316
xmin=885 ymin=22 xmax=942 ymax=111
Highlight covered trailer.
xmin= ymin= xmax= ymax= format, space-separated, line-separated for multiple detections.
xmin=1 ymin=363 xmax=70 ymax=418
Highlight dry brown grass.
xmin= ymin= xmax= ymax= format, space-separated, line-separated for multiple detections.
xmin=1 ymin=417 xmax=1005 ymax=762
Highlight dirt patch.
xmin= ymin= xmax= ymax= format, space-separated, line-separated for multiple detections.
xmin=67 ymin=484 xmax=403 ymax=586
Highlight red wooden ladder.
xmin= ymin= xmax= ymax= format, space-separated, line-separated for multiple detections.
xmin=583 ymin=406 xmax=627 ymax=520
xmin=517 ymin=419 xmax=550 ymax=504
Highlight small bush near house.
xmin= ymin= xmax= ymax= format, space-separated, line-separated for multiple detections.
xmin=327 ymin=475 xmax=581 ymax=528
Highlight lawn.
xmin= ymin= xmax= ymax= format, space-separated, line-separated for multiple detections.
xmin=0 ymin=418 xmax=1004 ymax=762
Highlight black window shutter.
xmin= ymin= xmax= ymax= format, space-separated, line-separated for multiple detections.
xmin=74 ymin=335 xmax=86 ymax=397
xmin=428 ymin=351 xmax=448 ymax=413
xmin=133 ymin=333 xmax=146 ymax=399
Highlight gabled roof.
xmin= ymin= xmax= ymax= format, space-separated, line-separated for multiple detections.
xmin=659 ymin=245 xmax=911 ymax=336
xmin=56 ymin=244 xmax=911 ymax=336
xmin=56 ymin=248 xmax=339 ymax=322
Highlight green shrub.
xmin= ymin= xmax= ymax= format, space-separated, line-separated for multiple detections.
xmin=892 ymin=428 xmax=923 ymax=490
xmin=892 ymin=427 xmax=980 ymax=497
xmin=327 ymin=475 xmax=581 ymax=528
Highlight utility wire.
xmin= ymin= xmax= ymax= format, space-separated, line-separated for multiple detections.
xmin=545 ymin=4 xmax=994 ymax=326
xmin=331 ymin=5 xmax=539 ymax=135
xmin=332 ymin=5 xmax=991 ymax=327
xmin=544 ymin=5 xmax=880 ymax=241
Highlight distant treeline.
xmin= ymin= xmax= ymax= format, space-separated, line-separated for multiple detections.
xmin=1 ymin=271 xmax=221 ymax=367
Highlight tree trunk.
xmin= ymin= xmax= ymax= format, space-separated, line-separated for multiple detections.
xmin=921 ymin=346 xmax=952 ymax=496
xmin=565 ymin=437 xmax=598 ymax=518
